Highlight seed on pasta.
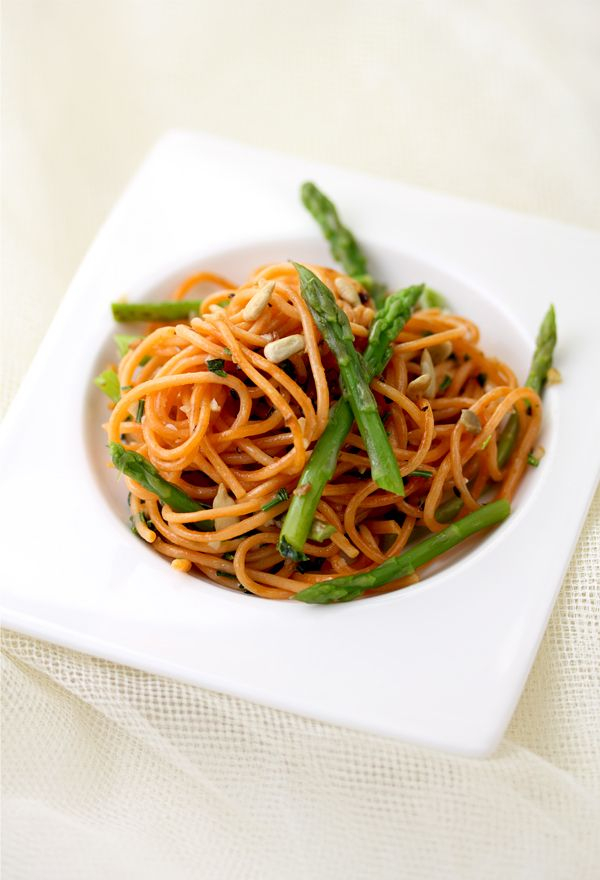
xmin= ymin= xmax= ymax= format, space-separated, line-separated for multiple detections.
xmin=264 ymin=334 xmax=306 ymax=363
xmin=459 ymin=409 xmax=482 ymax=434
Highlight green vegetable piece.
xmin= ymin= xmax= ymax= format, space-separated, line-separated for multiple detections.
xmin=278 ymin=284 xmax=423 ymax=559
xmin=308 ymin=521 xmax=336 ymax=542
xmin=135 ymin=399 xmax=145 ymax=422
xmin=527 ymin=453 xmax=540 ymax=467
xmin=300 ymin=182 xmax=387 ymax=308
xmin=434 ymin=496 xmax=463 ymax=524
xmin=296 ymin=499 xmax=510 ymax=603
xmin=110 ymin=443 xmax=214 ymax=531
xmin=294 ymin=263 xmax=403 ymax=497
xmin=409 ymin=469 xmax=433 ymax=479
xmin=261 ymin=488 xmax=289 ymax=512
xmin=114 ymin=334 xmax=141 ymax=357
xmin=496 ymin=304 xmax=557 ymax=468
xmin=439 ymin=374 xmax=452 ymax=392
xmin=496 ymin=412 xmax=519 ymax=469
xmin=525 ymin=304 xmax=557 ymax=396
xmin=419 ymin=287 xmax=448 ymax=310
xmin=206 ymin=358 xmax=227 ymax=377
xmin=111 ymin=301 xmax=202 ymax=322
xmin=94 ymin=369 xmax=121 ymax=403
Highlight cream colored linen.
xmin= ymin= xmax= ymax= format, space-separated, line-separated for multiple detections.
xmin=2 ymin=1 xmax=599 ymax=877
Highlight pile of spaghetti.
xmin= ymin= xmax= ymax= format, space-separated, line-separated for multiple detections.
xmin=103 ymin=260 xmax=545 ymax=599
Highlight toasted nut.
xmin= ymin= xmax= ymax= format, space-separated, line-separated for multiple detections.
xmin=428 ymin=340 xmax=453 ymax=364
xmin=208 ymin=484 xmax=239 ymax=550
xmin=407 ymin=373 xmax=432 ymax=396
xmin=546 ymin=367 xmax=562 ymax=385
xmin=210 ymin=398 xmax=221 ymax=412
xmin=264 ymin=334 xmax=305 ymax=363
xmin=459 ymin=409 xmax=482 ymax=434
xmin=407 ymin=348 xmax=437 ymax=399
xmin=335 ymin=276 xmax=361 ymax=306
xmin=171 ymin=558 xmax=192 ymax=573
xmin=242 ymin=280 xmax=275 ymax=321
xmin=532 ymin=445 xmax=546 ymax=461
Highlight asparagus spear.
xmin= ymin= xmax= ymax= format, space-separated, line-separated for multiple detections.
xmin=301 ymin=182 xmax=387 ymax=309
xmin=496 ymin=411 xmax=520 ymax=470
xmin=111 ymin=301 xmax=202 ymax=322
xmin=295 ymin=499 xmax=510 ymax=603
xmin=524 ymin=304 xmax=557 ymax=395
xmin=278 ymin=284 xmax=423 ymax=560
xmin=110 ymin=442 xmax=214 ymax=531
xmin=496 ymin=303 xmax=557 ymax=466
xmin=294 ymin=263 xmax=405 ymax=497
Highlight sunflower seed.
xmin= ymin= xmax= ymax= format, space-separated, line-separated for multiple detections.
xmin=334 ymin=276 xmax=361 ymax=306
xmin=459 ymin=409 xmax=482 ymax=434
xmin=428 ymin=340 xmax=453 ymax=364
xmin=264 ymin=334 xmax=305 ymax=363
xmin=242 ymin=281 xmax=275 ymax=321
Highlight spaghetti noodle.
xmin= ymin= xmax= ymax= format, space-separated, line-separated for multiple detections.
xmin=103 ymin=263 xmax=542 ymax=599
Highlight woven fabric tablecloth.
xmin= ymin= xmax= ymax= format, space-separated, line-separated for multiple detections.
xmin=2 ymin=2 xmax=599 ymax=878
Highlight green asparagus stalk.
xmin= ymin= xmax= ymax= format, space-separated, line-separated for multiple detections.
xmin=111 ymin=301 xmax=202 ymax=322
xmin=294 ymin=263 xmax=405 ymax=496
xmin=278 ymin=284 xmax=423 ymax=560
xmin=110 ymin=442 xmax=214 ymax=531
xmin=295 ymin=499 xmax=510 ymax=603
xmin=300 ymin=182 xmax=387 ymax=309
xmin=495 ymin=303 xmax=557 ymax=466
xmin=496 ymin=411 xmax=520 ymax=469
xmin=434 ymin=495 xmax=463 ymax=524
xmin=524 ymin=304 xmax=557 ymax=395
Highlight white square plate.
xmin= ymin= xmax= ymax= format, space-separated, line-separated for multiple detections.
xmin=1 ymin=131 xmax=599 ymax=756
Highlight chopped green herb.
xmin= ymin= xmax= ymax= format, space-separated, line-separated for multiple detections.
xmin=217 ymin=570 xmax=237 ymax=580
xmin=477 ymin=372 xmax=488 ymax=387
xmin=94 ymin=369 xmax=121 ymax=403
xmin=480 ymin=435 xmax=491 ymax=451
xmin=296 ymin=556 xmax=326 ymax=574
xmin=114 ymin=334 xmax=140 ymax=358
xmin=136 ymin=399 xmax=145 ymax=422
xmin=222 ymin=551 xmax=235 ymax=561
xmin=121 ymin=385 xmax=132 ymax=392
xmin=527 ymin=453 xmax=540 ymax=467
xmin=409 ymin=469 xmax=433 ymax=479
xmin=439 ymin=374 xmax=452 ymax=392
xmin=261 ymin=488 xmax=289 ymax=511
xmin=207 ymin=358 xmax=227 ymax=377
xmin=420 ymin=287 xmax=448 ymax=310
xmin=308 ymin=520 xmax=336 ymax=542
xmin=223 ymin=348 xmax=233 ymax=357
xmin=129 ymin=511 xmax=155 ymax=536
xmin=217 ymin=300 xmax=230 ymax=308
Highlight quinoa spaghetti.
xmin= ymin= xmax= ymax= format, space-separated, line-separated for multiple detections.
xmin=97 ymin=184 xmax=556 ymax=603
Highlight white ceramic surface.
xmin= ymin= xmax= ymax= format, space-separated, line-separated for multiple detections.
xmin=1 ymin=131 xmax=599 ymax=756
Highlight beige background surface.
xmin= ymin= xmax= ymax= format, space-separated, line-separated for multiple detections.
xmin=2 ymin=1 xmax=599 ymax=878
